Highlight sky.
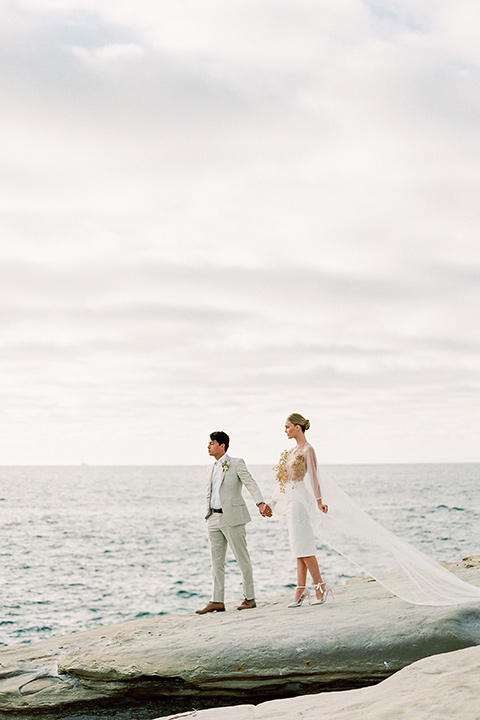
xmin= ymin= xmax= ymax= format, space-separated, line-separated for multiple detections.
xmin=0 ymin=0 xmax=479 ymax=465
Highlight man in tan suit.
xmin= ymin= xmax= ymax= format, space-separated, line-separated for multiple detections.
xmin=196 ymin=430 xmax=271 ymax=614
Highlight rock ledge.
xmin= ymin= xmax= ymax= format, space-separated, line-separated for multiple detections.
xmin=0 ymin=558 xmax=479 ymax=719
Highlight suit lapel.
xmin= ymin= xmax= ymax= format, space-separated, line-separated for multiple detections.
xmin=219 ymin=454 xmax=230 ymax=487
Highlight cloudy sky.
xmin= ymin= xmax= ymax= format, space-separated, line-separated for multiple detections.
xmin=1 ymin=0 xmax=479 ymax=465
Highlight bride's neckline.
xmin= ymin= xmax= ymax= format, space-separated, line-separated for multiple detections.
xmin=290 ymin=442 xmax=310 ymax=452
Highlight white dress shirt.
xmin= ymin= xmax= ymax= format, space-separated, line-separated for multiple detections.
xmin=210 ymin=453 xmax=227 ymax=510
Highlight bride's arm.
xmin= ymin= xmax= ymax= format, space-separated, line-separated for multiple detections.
xmin=268 ymin=483 xmax=281 ymax=511
xmin=305 ymin=445 xmax=328 ymax=513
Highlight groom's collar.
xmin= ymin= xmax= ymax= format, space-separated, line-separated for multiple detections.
xmin=215 ymin=453 xmax=229 ymax=464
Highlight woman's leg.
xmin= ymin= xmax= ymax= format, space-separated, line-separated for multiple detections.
xmin=294 ymin=557 xmax=308 ymax=602
xmin=303 ymin=555 xmax=325 ymax=600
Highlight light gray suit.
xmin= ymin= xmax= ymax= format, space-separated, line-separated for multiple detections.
xmin=205 ymin=455 xmax=264 ymax=602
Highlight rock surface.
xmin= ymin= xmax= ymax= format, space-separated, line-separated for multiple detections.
xmin=154 ymin=644 xmax=480 ymax=720
xmin=0 ymin=558 xmax=479 ymax=719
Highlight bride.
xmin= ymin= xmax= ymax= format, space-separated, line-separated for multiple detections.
xmin=267 ymin=413 xmax=331 ymax=607
xmin=264 ymin=413 xmax=480 ymax=607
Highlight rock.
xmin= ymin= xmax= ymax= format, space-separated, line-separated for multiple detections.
xmin=444 ymin=555 xmax=480 ymax=569
xmin=0 ymin=561 xmax=479 ymax=718
xmin=153 ymin=644 xmax=480 ymax=720
xmin=344 ymin=574 xmax=374 ymax=584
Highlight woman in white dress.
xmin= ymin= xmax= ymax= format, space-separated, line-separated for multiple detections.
xmin=266 ymin=414 xmax=480 ymax=608
xmin=266 ymin=413 xmax=331 ymax=607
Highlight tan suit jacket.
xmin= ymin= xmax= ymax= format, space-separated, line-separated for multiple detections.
xmin=205 ymin=456 xmax=264 ymax=527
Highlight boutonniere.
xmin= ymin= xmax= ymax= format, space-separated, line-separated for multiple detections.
xmin=222 ymin=460 xmax=230 ymax=472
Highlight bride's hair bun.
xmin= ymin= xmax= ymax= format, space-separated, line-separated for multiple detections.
xmin=288 ymin=413 xmax=310 ymax=433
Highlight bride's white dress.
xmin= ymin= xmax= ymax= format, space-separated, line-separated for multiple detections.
xmin=271 ymin=444 xmax=321 ymax=557
xmin=271 ymin=443 xmax=480 ymax=606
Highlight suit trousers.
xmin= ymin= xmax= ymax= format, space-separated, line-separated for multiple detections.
xmin=207 ymin=512 xmax=255 ymax=603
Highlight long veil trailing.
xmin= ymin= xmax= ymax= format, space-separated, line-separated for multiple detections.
xmin=274 ymin=448 xmax=480 ymax=606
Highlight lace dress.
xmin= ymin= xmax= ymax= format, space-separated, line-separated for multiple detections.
xmin=270 ymin=443 xmax=323 ymax=558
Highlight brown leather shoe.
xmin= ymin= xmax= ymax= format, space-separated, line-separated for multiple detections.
xmin=195 ymin=602 xmax=225 ymax=614
xmin=237 ymin=598 xmax=256 ymax=610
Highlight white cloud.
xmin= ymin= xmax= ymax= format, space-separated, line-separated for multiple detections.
xmin=72 ymin=42 xmax=145 ymax=65
xmin=0 ymin=1 xmax=478 ymax=463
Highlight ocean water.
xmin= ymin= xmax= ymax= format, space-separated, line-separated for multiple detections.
xmin=1 ymin=463 xmax=479 ymax=647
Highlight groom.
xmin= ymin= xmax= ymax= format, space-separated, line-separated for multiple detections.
xmin=196 ymin=430 xmax=271 ymax=614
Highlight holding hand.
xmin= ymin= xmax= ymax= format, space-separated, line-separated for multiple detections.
xmin=258 ymin=502 xmax=273 ymax=517
xmin=317 ymin=499 xmax=328 ymax=513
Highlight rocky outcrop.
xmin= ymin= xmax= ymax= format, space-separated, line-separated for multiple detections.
xmin=0 ymin=558 xmax=479 ymax=719
xmin=154 ymin=644 xmax=480 ymax=720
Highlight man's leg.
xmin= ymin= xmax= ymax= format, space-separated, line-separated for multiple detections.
xmin=207 ymin=514 xmax=228 ymax=603
xmin=223 ymin=522 xmax=255 ymax=600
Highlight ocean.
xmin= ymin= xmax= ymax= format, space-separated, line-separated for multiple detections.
xmin=1 ymin=463 xmax=479 ymax=647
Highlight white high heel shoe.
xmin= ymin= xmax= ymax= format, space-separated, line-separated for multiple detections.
xmin=311 ymin=582 xmax=333 ymax=605
xmin=288 ymin=586 xmax=310 ymax=608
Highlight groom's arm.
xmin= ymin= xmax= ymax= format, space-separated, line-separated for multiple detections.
xmin=236 ymin=458 xmax=267 ymax=514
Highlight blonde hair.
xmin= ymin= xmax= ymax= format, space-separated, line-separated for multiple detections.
xmin=288 ymin=413 xmax=310 ymax=433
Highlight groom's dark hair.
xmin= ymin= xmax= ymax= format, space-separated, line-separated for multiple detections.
xmin=210 ymin=430 xmax=230 ymax=452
